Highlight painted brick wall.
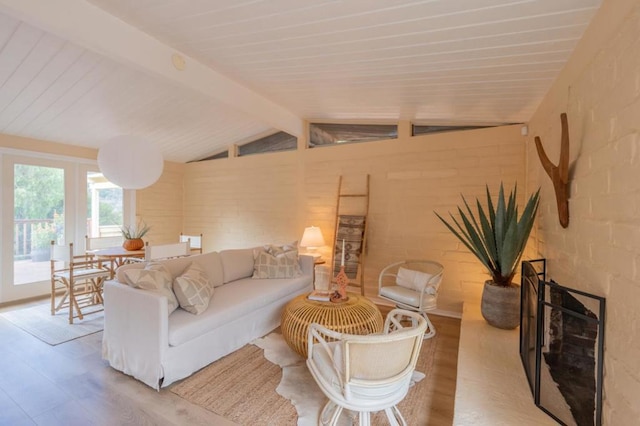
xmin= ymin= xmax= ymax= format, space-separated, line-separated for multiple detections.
xmin=526 ymin=0 xmax=640 ymax=423
xmin=136 ymin=161 xmax=184 ymax=246
xmin=183 ymin=124 xmax=526 ymax=314
xmin=183 ymin=150 xmax=301 ymax=250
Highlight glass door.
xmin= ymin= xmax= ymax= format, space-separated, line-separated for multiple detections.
xmin=13 ymin=163 xmax=65 ymax=285
xmin=1 ymin=155 xmax=73 ymax=301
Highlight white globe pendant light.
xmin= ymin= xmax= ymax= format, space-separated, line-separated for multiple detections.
xmin=98 ymin=135 xmax=164 ymax=189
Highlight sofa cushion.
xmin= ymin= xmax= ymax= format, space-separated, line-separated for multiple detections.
xmin=252 ymin=249 xmax=301 ymax=279
xmin=173 ymin=262 xmax=213 ymax=315
xmin=196 ymin=252 xmax=224 ymax=288
xmin=379 ymin=285 xmax=437 ymax=310
xmin=219 ymin=248 xmax=255 ymax=284
xmin=168 ymin=275 xmax=310 ymax=346
xmin=123 ymin=262 xmax=179 ymax=314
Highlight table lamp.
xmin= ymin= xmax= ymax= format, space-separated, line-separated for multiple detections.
xmin=300 ymin=226 xmax=325 ymax=261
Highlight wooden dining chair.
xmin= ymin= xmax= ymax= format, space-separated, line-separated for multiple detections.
xmin=85 ymin=235 xmax=124 ymax=252
xmin=50 ymin=241 xmax=111 ymax=324
xmin=145 ymin=241 xmax=191 ymax=261
xmin=179 ymin=233 xmax=203 ymax=254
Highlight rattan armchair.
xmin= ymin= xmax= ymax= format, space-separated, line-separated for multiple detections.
xmin=307 ymin=309 xmax=427 ymax=425
xmin=378 ymin=260 xmax=444 ymax=339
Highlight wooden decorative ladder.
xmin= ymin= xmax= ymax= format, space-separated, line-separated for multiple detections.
xmin=332 ymin=175 xmax=370 ymax=296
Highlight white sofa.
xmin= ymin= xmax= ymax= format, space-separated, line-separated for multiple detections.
xmin=102 ymin=247 xmax=313 ymax=390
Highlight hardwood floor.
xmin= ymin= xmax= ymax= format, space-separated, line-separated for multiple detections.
xmin=0 ymin=302 xmax=460 ymax=425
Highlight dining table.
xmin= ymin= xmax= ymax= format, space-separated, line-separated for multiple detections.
xmin=91 ymin=246 xmax=145 ymax=279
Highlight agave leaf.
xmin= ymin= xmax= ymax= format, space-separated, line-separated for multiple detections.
xmin=506 ymin=184 xmax=517 ymax=223
xmin=477 ymin=199 xmax=498 ymax=271
xmin=486 ymin=185 xmax=496 ymax=230
xmin=435 ymin=212 xmax=494 ymax=273
xmin=462 ymin=195 xmax=486 ymax=246
xmin=499 ymin=218 xmax=519 ymax=279
xmin=457 ymin=207 xmax=493 ymax=267
xmin=514 ymin=189 xmax=540 ymax=258
xmin=494 ymin=184 xmax=507 ymax=259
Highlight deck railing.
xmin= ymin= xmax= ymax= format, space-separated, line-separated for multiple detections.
xmin=14 ymin=219 xmax=54 ymax=259
xmin=14 ymin=219 xmax=121 ymax=259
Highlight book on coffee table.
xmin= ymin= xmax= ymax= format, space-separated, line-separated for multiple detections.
xmin=307 ymin=290 xmax=331 ymax=302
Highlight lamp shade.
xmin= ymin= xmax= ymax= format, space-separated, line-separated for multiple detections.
xmin=98 ymin=135 xmax=164 ymax=189
xmin=300 ymin=226 xmax=325 ymax=248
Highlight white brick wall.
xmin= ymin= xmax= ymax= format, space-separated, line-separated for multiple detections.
xmin=136 ymin=161 xmax=184 ymax=246
xmin=181 ymin=125 xmax=526 ymax=314
xmin=527 ymin=0 xmax=640 ymax=423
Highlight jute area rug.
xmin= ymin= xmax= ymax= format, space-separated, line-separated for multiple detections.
xmin=170 ymin=332 xmax=436 ymax=425
xmin=0 ymin=303 xmax=103 ymax=346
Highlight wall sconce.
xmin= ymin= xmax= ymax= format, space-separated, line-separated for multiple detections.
xmin=300 ymin=226 xmax=325 ymax=261
xmin=98 ymin=135 xmax=164 ymax=190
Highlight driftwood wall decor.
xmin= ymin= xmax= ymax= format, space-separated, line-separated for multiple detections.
xmin=534 ymin=113 xmax=570 ymax=228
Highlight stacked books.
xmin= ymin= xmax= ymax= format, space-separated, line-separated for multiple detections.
xmin=307 ymin=290 xmax=331 ymax=301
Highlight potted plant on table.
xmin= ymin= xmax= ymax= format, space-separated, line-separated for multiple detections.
xmin=435 ymin=183 xmax=540 ymax=329
xmin=120 ymin=221 xmax=151 ymax=251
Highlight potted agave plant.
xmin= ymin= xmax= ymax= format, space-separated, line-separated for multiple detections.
xmin=120 ymin=221 xmax=151 ymax=251
xmin=435 ymin=183 xmax=540 ymax=329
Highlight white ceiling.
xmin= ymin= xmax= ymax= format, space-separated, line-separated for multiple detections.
xmin=0 ymin=0 xmax=601 ymax=163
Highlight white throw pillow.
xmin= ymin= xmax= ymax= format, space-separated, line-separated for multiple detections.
xmin=396 ymin=266 xmax=438 ymax=294
xmin=173 ymin=262 xmax=212 ymax=315
xmin=252 ymin=247 xmax=301 ymax=279
xmin=260 ymin=241 xmax=298 ymax=257
xmin=124 ymin=262 xmax=179 ymax=314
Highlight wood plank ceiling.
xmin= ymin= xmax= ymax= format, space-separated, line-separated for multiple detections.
xmin=0 ymin=0 xmax=601 ymax=163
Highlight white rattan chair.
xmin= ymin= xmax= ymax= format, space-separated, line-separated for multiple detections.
xmin=307 ymin=309 xmax=427 ymax=426
xmin=378 ymin=260 xmax=443 ymax=339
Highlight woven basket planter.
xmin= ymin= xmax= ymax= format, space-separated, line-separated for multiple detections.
xmin=123 ymin=238 xmax=144 ymax=251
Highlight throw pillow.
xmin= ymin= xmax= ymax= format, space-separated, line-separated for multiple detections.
xmin=173 ymin=262 xmax=212 ymax=315
xmin=259 ymin=241 xmax=298 ymax=257
xmin=252 ymin=248 xmax=302 ymax=279
xmin=396 ymin=266 xmax=438 ymax=294
xmin=123 ymin=262 xmax=179 ymax=314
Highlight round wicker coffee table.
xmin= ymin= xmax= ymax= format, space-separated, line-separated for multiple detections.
xmin=281 ymin=293 xmax=383 ymax=357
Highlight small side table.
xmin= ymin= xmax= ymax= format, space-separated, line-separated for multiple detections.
xmin=281 ymin=293 xmax=383 ymax=357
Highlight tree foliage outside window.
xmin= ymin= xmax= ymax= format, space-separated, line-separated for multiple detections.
xmin=14 ymin=164 xmax=64 ymax=220
xmin=88 ymin=187 xmax=123 ymax=226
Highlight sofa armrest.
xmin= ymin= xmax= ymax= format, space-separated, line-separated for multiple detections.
xmin=114 ymin=262 xmax=144 ymax=282
xmin=102 ymin=280 xmax=168 ymax=390
xmin=299 ymin=255 xmax=314 ymax=277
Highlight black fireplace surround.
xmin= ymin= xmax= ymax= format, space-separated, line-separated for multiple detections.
xmin=520 ymin=259 xmax=605 ymax=426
